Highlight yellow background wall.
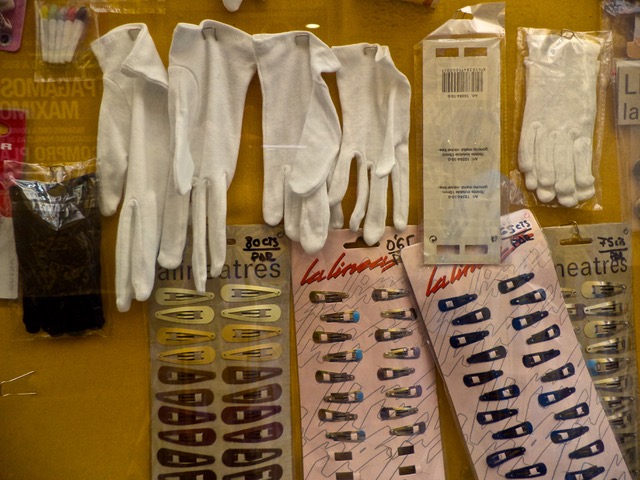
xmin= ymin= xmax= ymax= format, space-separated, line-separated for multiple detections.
xmin=0 ymin=1 xmax=630 ymax=479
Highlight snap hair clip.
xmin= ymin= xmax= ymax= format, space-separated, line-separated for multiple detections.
xmin=222 ymin=448 xmax=283 ymax=468
xmin=315 ymin=370 xmax=355 ymax=383
xmin=526 ymin=324 xmax=560 ymax=344
xmin=486 ymin=447 xmax=526 ymax=468
xmin=158 ymin=405 xmax=216 ymax=426
xmin=492 ymin=421 xmax=533 ymax=440
xmin=321 ymin=310 xmax=360 ymax=323
xmin=379 ymin=406 xmax=418 ymax=420
xmin=476 ymin=408 xmax=518 ymax=425
xmin=389 ymin=422 xmax=426 ymax=436
xmin=221 ymin=383 xmax=282 ymax=404
xmin=155 ymin=306 xmax=215 ymax=325
xmin=222 ymin=343 xmax=283 ymax=361
xmin=385 ymin=385 xmax=422 ymax=398
xmin=565 ymin=466 xmax=605 ymax=480
xmin=157 ymin=327 xmax=215 ymax=346
xmin=326 ymin=430 xmax=366 ymax=442
xmin=467 ymin=345 xmax=507 ymax=364
xmin=155 ymin=287 xmax=214 ymax=305
xmin=158 ymin=366 xmax=215 ymax=385
xmin=538 ymin=386 xmax=575 ymax=407
xmin=585 ymin=337 xmax=627 ymax=354
xmin=568 ymin=439 xmax=605 ymax=459
xmin=222 ymin=366 xmax=282 ymax=385
xmin=374 ymin=327 xmax=412 ymax=342
xmin=312 ymin=331 xmax=353 ymax=344
xmin=452 ymin=307 xmax=491 ymax=326
xmin=324 ymin=390 xmax=364 ymax=403
xmin=497 ymin=273 xmax=534 ymax=294
xmin=221 ymin=284 xmax=281 ymax=302
xmin=158 ymin=471 xmax=215 ymax=480
xmin=221 ymin=464 xmax=283 ymax=480
xmin=222 ymin=324 xmax=282 ymax=343
xmin=479 ymin=384 xmax=520 ymax=402
xmin=593 ymin=375 xmax=628 ymax=392
xmin=201 ymin=25 xmax=217 ymax=40
xmin=505 ymin=463 xmax=547 ymax=479
xmin=372 ymin=288 xmax=407 ymax=301
xmin=318 ymin=409 xmax=357 ymax=422
xmin=309 ymin=291 xmax=349 ymax=303
xmin=561 ymin=287 xmax=577 ymax=298
xmin=158 ymin=427 xmax=215 ymax=447
xmin=158 ymin=346 xmax=216 ymax=365
xmin=155 ymin=389 xmax=213 ymax=408
xmin=581 ymin=281 xmax=626 ymax=299
xmin=522 ymin=348 xmax=560 ymax=368
xmin=540 ymin=362 xmax=575 ymax=383
xmin=510 ymin=288 xmax=546 ymax=306
xmin=583 ymin=320 xmax=628 ymax=339
xmin=438 ymin=293 xmax=477 ymax=312
xmin=0 ymin=370 xmax=35 ymax=397
xmin=554 ymin=402 xmax=589 ymax=421
xmin=377 ymin=367 xmax=415 ymax=381
xmin=323 ymin=349 xmax=363 ymax=363
xmin=568 ymin=301 xmax=626 ymax=320
xmin=384 ymin=347 xmax=421 ymax=359
xmin=550 ymin=425 xmax=589 ymax=444
xmin=601 ymin=395 xmax=633 ymax=412
xmin=381 ymin=308 xmax=416 ymax=321
xmin=223 ymin=422 xmax=284 ymax=443
xmin=221 ymin=304 xmax=281 ymax=323
xmin=586 ymin=357 xmax=625 ymax=376
xmin=463 ymin=369 xmax=502 ymax=387
xmin=156 ymin=448 xmax=214 ymax=468
xmin=608 ymin=410 xmax=633 ymax=430
xmin=449 ymin=330 xmax=489 ymax=348
xmin=221 ymin=405 xmax=282 ymax=425
xmin=511 ymin=310 xmax=548 ymax=331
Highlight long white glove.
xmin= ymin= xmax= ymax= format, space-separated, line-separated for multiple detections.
xmin=158 ymin=20 xmax=256 ymax=293
xmin=92 ymin=24 xmax=173 ymax=312
xmin=329 ymin=44 xmax=410 ymax=245
xmin=253 ymin=31 xmax=341 ymax=254
xmin=518 ymin=31 xmax=602 ymax=207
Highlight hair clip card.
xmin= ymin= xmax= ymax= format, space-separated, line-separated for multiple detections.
xmin=401 ymin=210 xmax=631 ymax=480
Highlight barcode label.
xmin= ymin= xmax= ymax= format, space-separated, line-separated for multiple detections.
xmin=441 ymin=69 xmax=484 ymax=93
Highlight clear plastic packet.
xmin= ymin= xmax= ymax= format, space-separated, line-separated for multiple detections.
xmin=89 ymin=0 xmax=165 ymax=14
xmin=34 ymin=1 xmax=101 ymax=82
xmin=0 ymin=0 xmax=27 ymax=52
xmin=510 ymin=28 xmax=613 ymax=210
xmin=3 ymin=159 xmax=106 ymax=338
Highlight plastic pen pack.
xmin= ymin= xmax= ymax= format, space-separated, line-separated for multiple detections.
xmin=543 ymin=222 xmax=639 ymax=475
xmin=89 ymin=0 xmax=165 ymax=14
xmin=149 ymin=225 xmax=293 ymax=480
xmin=291 ymin=227 xmax=444 ymax=480
xmin=401 ymin=210 xmax=631 ymax=480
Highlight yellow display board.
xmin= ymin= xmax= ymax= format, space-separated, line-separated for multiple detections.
xmin=0 ymin=1 xmax=633 ymax=479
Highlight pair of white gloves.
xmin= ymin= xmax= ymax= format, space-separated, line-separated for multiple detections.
xmin=93 ymin=21 xmax=410 ymax=312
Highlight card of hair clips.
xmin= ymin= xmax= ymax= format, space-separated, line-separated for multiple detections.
xmin=291 ymin=227 xmax=445 ymax=480
xmin=400 ymin=210 xmax=631 ymax=480
xmin=149 ymin=225 xmax=292 ymax=480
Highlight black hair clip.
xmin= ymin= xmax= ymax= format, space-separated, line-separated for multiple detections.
xmin=323 ymin=349 xmax=363 ymax=362
xmin=568 ymin=439 xmax=605 ymax=459
xmin=522 ymin=348 xmax=560 ymax=368
xmin=498 ymin=273 xmax=534 ymax=294
xmin=158 ymin=428 xmax=215 ymax=447
xmin=221 ymin=465 xmax=283 ymax=480
xmin=158 ymin=470 xmax=215 ymax=480
xmin=510 ymin=288 xmax=546 ymax=306
xmin=492 ymin=421 xmax=533 ymax=440
xmin=381 ymin=308 xmax=416 ymax=320
xmin=526 ymin=324 xmax=560 ymax=344
xmin=320 ymin=310 xmax=360 ymax=323
xmin=310 ymin=291 xmax=349 ymax=303
xmin=375 ymin=328 xmax=412 ymax=342
xmin=463 ymin=369 xmax=502 ymax=387
xmin=505 ymin=463 xmax=547 ymax=479
xmin=540 ymin=362 xmax=575 ymax=383
xmin=538 ymin=386 xmax=575 ymax=407
xmin=385 ymin=385 xmax=422 ymax=398
xmin=384 ymin=347 xmax=421 ymax=359
xmin=550 ymin=425 xmax=589 ymax=444
xmin=449 ymin=330 xmax=489 ymax=349
xmin=221 ymin=383 xmax=282 ymax=404
xmin=315 ymin=370 xmax=355 ymax=383
xmin=158 ymin=406 xmax=216 ymax=426
xmin=377 ymin=367 xmax=415 ymax=381
xmin=372 ymin=288 xmax=408 ymax=301
xmin=479 ymin=384 xmax=520 ymax=402
xmin=324 ymin=390 xmax=364 ymax=403
xmin=157 ymin=448 xmax=215 ymax=468
xmin=554 ymin=402 xmax=589 ymax=421
xmin=476 ymin=407 xmax=518 ymax=425
xmin=223 ymin=422 xmax=283 ymax=443
xmin=467 ymin=346 xmax=507 ymax=364
xmin=221 ymin=405 xmax=282 ymax=425
xmin=390 ymin=422 xmax=426 ymax=436
xmin=222 ymin=448 xmax=282 ymax=468
xmin=156 ymin=389 xmax=214 ymax=408
xmin=326 ymin=430 xmax=366 ymax=442
xmin=380 ymin=406 xmax=419 ymax=420
xmin=565 ymin=466 xmax=605 ymax=480
xmin=397 ymin=466 xmax=418 ymax=476
xmin=438 ymin=293 xmax=477 ymax=312
xmin=511 ymin=311 xmax=548 ymax=331
xmin=158 ymin=366 xmax=215 ymax=385
xmin=397 ymin=445 xmax=415 ymax=456
xmin=312 ymin=331 xmax=353 ymax=344
xmin=222 ymin=366 xmax=282 ymax=385
xmin=486 ymin=446 xmax=526 ymax=468
xmin=452 ymin=307 xmax=491 ymax=326
xmin=318 ymin=409 xmax=357 ymax=422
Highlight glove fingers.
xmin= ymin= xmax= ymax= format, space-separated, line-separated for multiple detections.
xmin=349 ymin=158 xmax=371 ymax=232
xmin=158 ymin=186 xmax=190 ymax=270
xmin=574 ymin=136 xmax=595 ymax=188
xmin=362 ymin=173 xmax=389 ymax=245
xmin=115 ymin=202 xmax=135 ymax=312
xmin=300 ymin=186 xmax=330 ymax=254
xmin=327 ymin=148 xmax=355 ymax=208
xmin=391 ymin=142 xmax=409 ymax=232
xmin=222 ymin=0 xmax=243 ymax=11
xmin=191 ymin=183 xmax=208 ymax=293
xmin=329 ymin=203 xmax=344 ymax=229
xmin=263 ymin=168 xmax=285 ymax=226
xmin=207 ymin=177 xmax=228 ymax=279
xmin=283 ymin=183 xmax=301 ymax=242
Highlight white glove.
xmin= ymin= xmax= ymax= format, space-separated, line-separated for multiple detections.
xmin=518 ymin=31 xmax=602 ymax=207
xmin=253 ymin=31 xmax=341 ymax=253
xmin=158 ymin=20 xmax=256 ymax=293
xmin=222 ymin=0 xmax=242 ymax=11
xmin=329 ymin=44 xmax=410 ymax=245
xmin=92 ymin=24 xmax=173 ymax=312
